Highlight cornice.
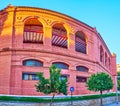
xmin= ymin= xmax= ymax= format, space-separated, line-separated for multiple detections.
xmin=93 ymin=29 xmax=111 ymax=55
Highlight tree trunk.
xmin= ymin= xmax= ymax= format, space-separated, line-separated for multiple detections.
xmin=100 ymin=90 xmax=103 ymax=106
xmin=50 ymin=93 xmax=55 ymax=106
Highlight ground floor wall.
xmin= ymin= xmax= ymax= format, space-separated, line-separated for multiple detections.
xmin=0 ymin=51 xmax=12 ymax=94
xmin=0 ymin=50 xmax=116 ymax=96
xmin=9 ymin=65 xmax=115 ymax=96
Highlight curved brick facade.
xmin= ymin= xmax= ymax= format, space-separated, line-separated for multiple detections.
xmin=0 ymin=5 xmax=117 ymax=96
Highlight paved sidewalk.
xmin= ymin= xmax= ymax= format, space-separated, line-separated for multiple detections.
xmin=104 ymin=102 xmax=120 ymax=106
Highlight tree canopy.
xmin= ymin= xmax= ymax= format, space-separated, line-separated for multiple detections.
xmin=35 ymin=65 xmax=68 ymax=105
xmin=86 ymin=72 xmax=113 ymax=106
xmin=86 ymin=72 xmax=113 ymax=92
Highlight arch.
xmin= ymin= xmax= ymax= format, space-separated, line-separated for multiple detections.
xmin=23 ymin=18 xmax=44 ymax=43
xmin=21 ymin=56 xmax=46 ymax=64
xmin=52 ymin=23 xmax=68 ymax=48
xmin=23 ymin=59 xmax=43 ymax=67
xmin=52 ymin=62 xmax=69 ymax=69
xmin=75 ymin=31 xmax=87 ymax=54
xmin=50 ymin=59 xmax=71 ymax=66
xmin=76 ymin=66 xmax=88 ymax=72
xmin=23 ymin=16 xmax=46 ymax=26
xmin=51 ymin=21 xmax=70 ymax=33
xmin=100 ymin=45 xmax=104 ymax=63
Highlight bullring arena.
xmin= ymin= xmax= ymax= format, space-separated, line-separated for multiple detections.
xmin=0 ymin=5 xmax=116 ymax=96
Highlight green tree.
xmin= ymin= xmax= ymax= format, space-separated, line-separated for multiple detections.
xmin=86 ymin=72 xmax=113 ymax=106
xmin=35 ymin=65 xmax=68 ymax=106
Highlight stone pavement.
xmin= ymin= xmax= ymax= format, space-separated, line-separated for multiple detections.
xmin=104 ymin=102 xmax=120 ymax=106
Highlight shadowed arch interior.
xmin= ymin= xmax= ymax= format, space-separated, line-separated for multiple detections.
xmin=100 ymin=45 xmax=104 ymax=62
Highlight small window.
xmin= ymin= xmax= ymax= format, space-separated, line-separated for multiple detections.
xmin=76 ymin=76 xmax=87 ymax=82
xmin=105 ymin=52 xmax=108 ymax=66
xmin=60 ymin=75 xmax=67 ymax=80
xmin=76 ymin=66 xmax=88 ymax=72
xmin=22 ymin=73 xmax=29 ymax=80
xmin=52 ymin=62 xmax=69 ymax=69
xmin=22 ymin=73 xmax=39 ymax=80
xmin=23 ymin=59 xmax=43 ymax=67
xmin=108 ymin=58 xmax=110 ymax=68
xmin=100 ymin=46 xmax=104 ymax=62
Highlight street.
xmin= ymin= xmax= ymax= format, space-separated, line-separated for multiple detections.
xmin=104 ymin=102 xmax=120 ymax=106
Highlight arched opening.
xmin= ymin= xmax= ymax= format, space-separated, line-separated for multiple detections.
xmin=75 ymin=31 xmax=87 ymax=54
xmin=108 ymin=58 xmax=110 ymax=68
xmin=76 ymin=66 xmax=88 ymax=72
xmin=100 ymin=46 xmax=104 ymax=63
xmin=52 ymin=23 xmax=67 ymax=48
xmin=105 ymin=52 xmax=108 ymax=66
xmin=23 ymin=18 xmax=43 ymax=43
xmin=52 ymin=62 xmax=69 ymax=69
xmin=23 ymin=59 xmax=43 ymax=67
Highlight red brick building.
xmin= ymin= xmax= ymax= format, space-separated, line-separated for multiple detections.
xmin=0 ymin=5 xmax=117 ymax=96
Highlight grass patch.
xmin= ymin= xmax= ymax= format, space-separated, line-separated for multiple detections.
xmin=0 ymin=93 xmax=117 ymax=103
xmin=0 ymin=96 xmax=49 ymax=102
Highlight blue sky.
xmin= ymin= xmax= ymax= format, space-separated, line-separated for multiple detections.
xmin=0 ymin=0 xmax=120 ymax=63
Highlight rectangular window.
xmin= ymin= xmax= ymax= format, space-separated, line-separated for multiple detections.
xmin=76 ymin=76 xmax=87 ymax=82
xmin=22 ymin=73 xmax=39 ymax=80
xmin=32 ymin=74 xmax=39 ymax=80
xmin=22 ymin=73 xmax=29 ymax=80
xmin=60 ymin=75 xmax=67 ymax=80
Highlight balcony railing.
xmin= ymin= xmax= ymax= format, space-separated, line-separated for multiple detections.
xmin=52 ymin=32 xmax=68 ymax=48
xmin=23 ymin=31 xmax=43 ymax=43
xmin=75 ymin=37 xmax=86 ymax=54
